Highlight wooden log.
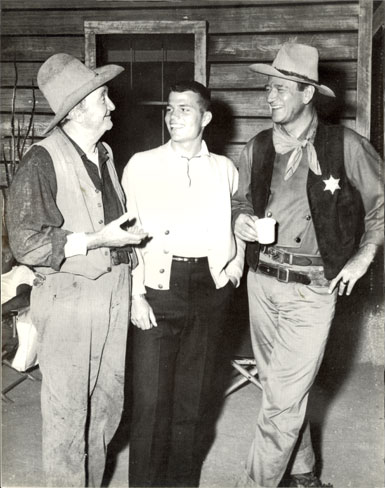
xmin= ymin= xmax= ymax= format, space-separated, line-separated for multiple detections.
xmin=1 ymin=62 xmax=41 ymax=87
xmin=1 ymin=4 xmax=359 ymax=36
xmin=209 ymin=32 xmax=358 ymax=62
xmin=1 ymin=114 xmax=54 ymax=138
xmin=1 ymin=31 xmax=358 ymax=64
xmin=1 ymin=37 xmax=84 ymax=62
xmin=0 ymin=88 xmax=50 ymax=112
xmin=1 ymin=0 xmax=358 ymax=9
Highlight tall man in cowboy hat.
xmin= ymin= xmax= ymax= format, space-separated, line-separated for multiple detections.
xmin=6 ymin=53 xmax=148 ymax=487
xmin=232 ymin=43 xmax=383 ymax=487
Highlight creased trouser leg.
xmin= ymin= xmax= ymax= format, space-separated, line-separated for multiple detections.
xmin=33 ymin=266 xmax=130 ymax=487
xmin=244 ymin=270 xmax=337 ymax=487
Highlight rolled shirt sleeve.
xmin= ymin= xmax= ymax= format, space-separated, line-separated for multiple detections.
xmin=343 ymin=128 xmax=384 ymax=249
xmin=6 ymin=145 xmax=70 ymax=270
xmin=231 ymin=141 xmax=255 ymax=226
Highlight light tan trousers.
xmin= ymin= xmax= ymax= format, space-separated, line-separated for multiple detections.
xmin=240 ymin=268 xmax=337 ymax=488
xmin=31 ymin=265 xmax=130 ymax=487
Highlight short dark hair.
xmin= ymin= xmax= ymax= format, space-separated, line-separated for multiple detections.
xmin=297 ymin=81 xmax=312 ymax=92
xmin=169 ymin=80 xmax=211 ymax=111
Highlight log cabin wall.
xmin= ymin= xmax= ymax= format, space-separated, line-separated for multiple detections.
xmin=0 ymin=0 xmax=378 ymax=171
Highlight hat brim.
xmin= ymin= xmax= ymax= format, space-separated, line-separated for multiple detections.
xmin=249 ymin=63 xmax=335 ymax=98
xmin=43 ymin=64 xmax=124 ymax=135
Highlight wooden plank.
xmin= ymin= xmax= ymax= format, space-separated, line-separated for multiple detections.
xmin=1 ymin=37 xmax=84 ymax=62
xmin=209 ymin=61 xmax=357 ymax=90
xmin=211 ymin=90 xmax=357 ymax=117
xmin=1 ymin=4 xmax=359 ymax=35
xmin=1 ymin=32 xmax=358 ymax=64
xmin=0 ymin=88 xmax=50 ymax=112
xmin=84 ymin=19 xmax=207 ymax=83
xmin=355 ymin=0 xmax=372 ymax=138
xmin=373 ymin=1 xmax=384 ymax=37
xmin=1 ymin=62 xmax=41 ymax=87
xmin=209 ymin=32 xmax=358 ymax=62
xmin=104 ymin=32 xmax=358 ymax=63
xmin=1 ymin=114 xmax=54 ymax=138
xmin=1 ymin=0 xmax=359 ymax=9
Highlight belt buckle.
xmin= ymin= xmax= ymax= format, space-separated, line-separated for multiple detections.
xmin=269 ymin=247 xmax=285 ymax=264
xmin=277 ymin=266 xmax=290 ymax=283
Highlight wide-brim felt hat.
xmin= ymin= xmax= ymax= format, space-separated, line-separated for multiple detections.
xmin=37 ymin=53 xmax=124 ymax=134
xmin=249 ymin=42 xmax=335 ymax=98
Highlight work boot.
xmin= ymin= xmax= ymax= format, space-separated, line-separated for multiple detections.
xmin=289 ymin=472 xmax=333 ymax=487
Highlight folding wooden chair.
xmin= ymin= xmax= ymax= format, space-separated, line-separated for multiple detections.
xmin=225 ymin=279 xmax=262 ymax=396
xmin=2 ymin=310 xmax=38 ymax=403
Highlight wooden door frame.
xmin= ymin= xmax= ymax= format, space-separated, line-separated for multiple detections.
xmin=356 ymin=0 xmax=372 ymax=138
xmin=84 ymin=19 xmax=207 ymax=85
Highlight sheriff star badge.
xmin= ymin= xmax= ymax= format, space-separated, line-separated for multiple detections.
xmin=323 ymin=175 xmax=341 ymax=195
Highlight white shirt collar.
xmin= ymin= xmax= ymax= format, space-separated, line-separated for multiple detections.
xmin=166 ymin=139 xmax=211 ymax=160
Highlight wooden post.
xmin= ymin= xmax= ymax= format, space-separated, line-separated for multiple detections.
xmin=356 ymin=0 xmax=373 ymax=138
xmin=194 ymin=22 xmax=207 ymax=86
xmin=84 ymin=22 xmax=96 ymax=69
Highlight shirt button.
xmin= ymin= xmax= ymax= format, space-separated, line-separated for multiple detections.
xmin=95 ymin=189 xmax=99 ymax=193
xmin=266 ymin=211 xmax=272 ymax=218
xmin=295 ymin=237 xmax=301 ymax=243
xmin=105 ymin=251 xmax=109 ymax=256
xmin=158 ymin=284 xmax=163 ymax=289
xmin=99 ymin=219 xmax=104 ymax=225
xmin=97 ymin=203 xmax=102 ymax=208
xmin=159 ymin=269 xmax=165 ymax=273
xmin=107 ymin=267 xmax=112 ymax=272
xmin=165 ymin=230 xmax=170 ymax=235
xmin=164 ymin=250 xmax=169 ymax=254
xmin=306 ymin=215 xmax=311 ymax=221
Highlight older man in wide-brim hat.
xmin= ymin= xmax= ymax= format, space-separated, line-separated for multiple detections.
xmin=232 ymin=43 xmax=383 ymax=487
xmin=6 ymin=53 xmax=148 ymax=487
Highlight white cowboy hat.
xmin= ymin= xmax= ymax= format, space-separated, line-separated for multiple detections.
xmin=249 ymin=42 xmax=335 ymax=98
xmin=37 ymin=53 xmax=124 ymax=135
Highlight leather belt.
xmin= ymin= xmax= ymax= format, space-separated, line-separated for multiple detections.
xmin=257 ymin=263 xmax=311 ymax=285
xmin=173 ymin=255 xmax=208 ymax=264
xmin=260 ymin=246 xmax=324 ymax=266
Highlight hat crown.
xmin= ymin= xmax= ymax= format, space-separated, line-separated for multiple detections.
xmin=37 ymin=53 xmax=97 ymax=114
xmin=272 ymin=43 xmax=319 ymax=83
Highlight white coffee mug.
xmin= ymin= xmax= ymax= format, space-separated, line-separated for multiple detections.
xmin=255 ymin=217 xmax=276 ymax=245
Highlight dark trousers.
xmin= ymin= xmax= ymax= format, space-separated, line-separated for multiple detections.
xmin=129 ymin=259 xmax=234 ymax=487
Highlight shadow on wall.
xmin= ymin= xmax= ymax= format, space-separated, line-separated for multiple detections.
xmin=316 ymin=64 xmax=352 ymax=124
xmin=205 ymin=99 xmax=235 ymax=158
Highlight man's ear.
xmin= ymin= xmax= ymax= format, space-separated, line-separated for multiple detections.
xmin=67 ymin=103 xmax=84 ymax=122
xmin=202 ymin=110 xmax=213 ymax=128
xmin=303 ymin=85 xmax=316 ymax=105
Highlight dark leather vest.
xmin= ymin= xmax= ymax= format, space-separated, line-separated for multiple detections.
xmin=246 ymin=122 xmax=364 ymax=279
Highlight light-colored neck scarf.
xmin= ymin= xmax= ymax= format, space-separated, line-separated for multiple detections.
xmin=272 ymin=112 xmax=321 ymax=181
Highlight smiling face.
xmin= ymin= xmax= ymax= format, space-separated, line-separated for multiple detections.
xmin=265 ymin=76 xmax=312 ymax=132
xmin=165 ymin=90 xmax=212 ymax=144
xmin=79 ymin=85 xmax=115 ymax=136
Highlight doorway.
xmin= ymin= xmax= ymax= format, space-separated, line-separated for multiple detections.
xmin=85 ymin=20 xmax=207 ymax=176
